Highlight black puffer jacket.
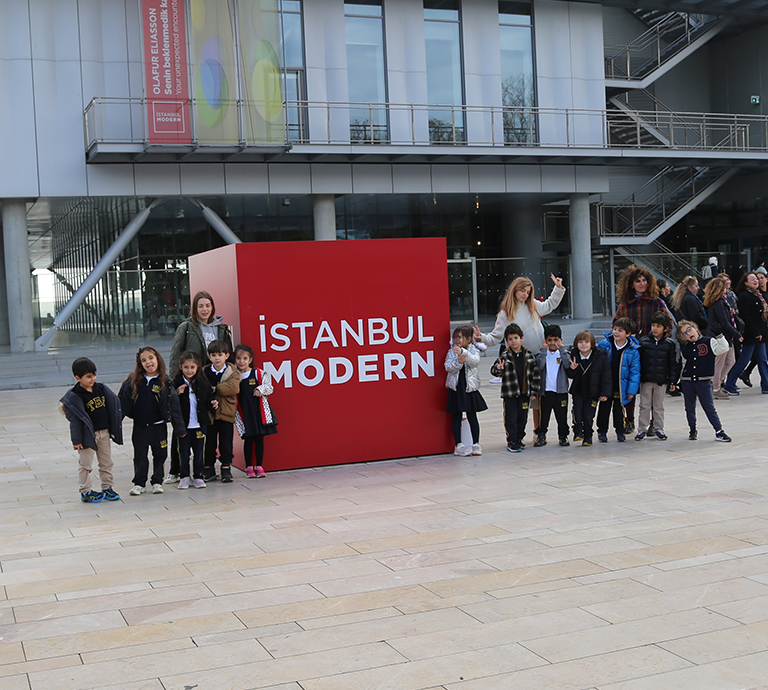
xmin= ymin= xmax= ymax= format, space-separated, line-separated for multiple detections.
xmin=172 ymin=372 xmax=217 ymax=428
xmin=638 ymin=334 xmax=680 ymax=386
xmin=676 ymin=291 xmax=708 ymax=331
xmin=565 ymin=347 xmax=612 ymax=399
xmin=737 ymin=290 xmax=768 ymax=345
xmin=705 ymin=296 xmax=741 ymax=344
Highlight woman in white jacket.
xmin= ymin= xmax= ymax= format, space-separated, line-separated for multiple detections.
xmin=474 ymin=274 xmax=566 ymax=436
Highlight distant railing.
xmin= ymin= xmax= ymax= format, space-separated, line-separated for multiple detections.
xmin=84 ymin=97 xmax=768 ymax=153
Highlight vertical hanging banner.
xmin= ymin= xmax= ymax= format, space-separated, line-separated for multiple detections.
xmin=189 ymin=0 xmax=240 ymax=145
xmin=141 ymin=0 xmax=192 ymax=144
xmin=238 ymin=0 xmax=285 ymax=145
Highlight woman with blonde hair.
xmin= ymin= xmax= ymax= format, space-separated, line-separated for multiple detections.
xmin=474 ymin=274 xmax=565 ymax=440
xmin=671 ymin=276 xmax=708 ymax=331
xmin=704 ymin=276 xmax=742 ymax=399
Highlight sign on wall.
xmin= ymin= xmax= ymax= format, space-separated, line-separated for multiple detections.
xmin=188 ymin=239 xmax=453 ymax=470
xmin=140 ymin=0 xmax=192 ymax=144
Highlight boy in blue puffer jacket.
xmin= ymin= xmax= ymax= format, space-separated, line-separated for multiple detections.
xmin=596 ymin=317 xmax=641 ymax=442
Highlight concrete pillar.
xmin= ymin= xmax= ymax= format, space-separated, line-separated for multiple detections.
xmin=2 ymin=200 xmax=34 ymax=352
xmin=569 ymin=193 xmax=593 ymax=320
xmin=0 ymin=227 xmax=9 ymax=346
xmin=313 ymin=195 xmax=337 ymax=241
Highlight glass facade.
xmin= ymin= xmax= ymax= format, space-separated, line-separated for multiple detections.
xmin=424 ymin=0 xmax=465 ymax=143
xmin=280 ymin=0 xmax=306 ymax=142
xmin=345 ymin=1 xmax=388 ymax=142
xmin=499 ymin=1 xmax=536 ymax=143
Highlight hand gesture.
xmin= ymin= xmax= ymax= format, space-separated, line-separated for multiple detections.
xmin=73 ymin=443 xmax=83 ymax=450
xmin=176 ymin=384 xmax=187 ymax=395
xmin=211 ymin=400 xmax=219 ymax=409
xmin=496 ymin=358 xmax=505 ymax=370
xmin=599 ymin=395 xmax=608 ymax=402
xmin=452 ymin=345 xmax=462 ymax=355
xmin=551 ymin=273 xmax=563 ymax=289
xmin=570 ymin=359 xmax=579 ymax=370
xmin=473 ymin=325 xmax=482 ymax=342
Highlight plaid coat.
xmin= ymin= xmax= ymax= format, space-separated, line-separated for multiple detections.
xmin=491 ymin=347 xmax=541 ymax=398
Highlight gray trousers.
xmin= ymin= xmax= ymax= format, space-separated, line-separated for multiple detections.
xmin=637 ymin=382 xmax=667 ymax=433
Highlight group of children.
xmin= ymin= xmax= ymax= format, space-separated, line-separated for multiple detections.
xmin=61 ymin=340 xmax=278 ymax=503
xmin=446 ymin=311 xmax=733 ymax=454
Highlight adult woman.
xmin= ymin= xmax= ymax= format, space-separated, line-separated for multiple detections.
xmin=474 ymin=274 xmax=565 ymax=438
xmin=704 ymin=276 xmax=742 ymax=399
xmin=613 ymin=265 xmax=671 ymax=338
xmin=657 ymin=279 xmax=673 ymax=311
xmin=169 ymin=291 xmax=233 ymax=375
xmin=739 ymin=270 xmax=768 ymax=387
xmin=723 ymin=273 xmax=768 ymax=395
xmin=474 ymin=273 xmax=565 ymax=351
xmin=671 ymin=276 xmax=708 ymax=331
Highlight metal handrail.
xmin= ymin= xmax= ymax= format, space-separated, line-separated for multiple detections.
xmin=84 ymin=96 xmax=768 ymax=153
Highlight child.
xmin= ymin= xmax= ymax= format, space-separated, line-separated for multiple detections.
xmin=235 ymin=344 xmax=278 ymax=477
xmin=445 ymin=324 xmax=488 ymax=456
xmin=172 ymin=351 xmax=217 ymax=489
xmin=534 ymin=324 xmax=572 ymax=447
xmin=60 ymin=357 xmax=123 ymax=503
xmin=119 ymin=346 xmax=185 ymax=496
xmin=636 ymin=311 xmax=680 ymax=441
xmin=202 ymin=339 xmax=240 ymax=484
xmin=490 ymin=323 xmax=540 ymax=453
xmin=596 ymin=317 xmax=641 ymax=442
xmin=566 ymin=331 xmax=611 ymax=446
xmin=676 ymin=320 xmax=732 ymax=442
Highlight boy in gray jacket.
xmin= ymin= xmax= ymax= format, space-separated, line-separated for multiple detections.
xmin=534 ymin=324 xmax=572 ymax=447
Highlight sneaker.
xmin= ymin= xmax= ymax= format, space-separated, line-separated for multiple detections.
xmin=454 ymin=443 xmax=471 ymax=457
xmin=129 ymin=484 xmax=145 ymax=496
xmin=220 ymin=466 xmax=233 ymax=483
xmin=507 ymin=444 xmax=522 ymax=453
xmin=655 ymin=430 xmax=668 ymax=441
xmin=573 ymin=435 xmax=583 ymax=443
xmin=520 ymin=442 xmax=526 ymax=450
xmin=713 ymin=389 xmax=730 ymax=400
xmin=152 ymin=484 xmax=164 ymax=494
xmin=193 ymin=478 xmax=206 ymax=488
xmin=162 ymin=474 xmax=179 ymax=485
xmin=178 ymin=477 xmax=191 ymax=490
xmin=102 ymin=487 xmax=120 ymax=501
xmin=245 ymin=466 xmax=256 ymax=478
xmin=559 ymin=438 xmax=570 ymax=447
xmin=689 ymin=429 xmax=698 ymax=441
xmin=667 ymin=388 xmax=682 ymax=397
xmin=533 ymin=435 xmax=547 ymax=447
xmin=740 ymin=374 xmax=753 ymax=388
xmin=724 ymin=388 xmax=740 ymax=396
xmin=624 ymin=420 xmax=635 ymax=434
xmin=616 ymin=433 xmax=626 ymax=442
xmin=471 ymin=444 xmax=482 ymax=456
xmin=715 ymin=429 xmax=732 ymax=442
xmin=635 ymin=431 xmax=646 ymax=441
xmin=489 ymin=376 xmax=502 ymax=384
xmin=582 ymin=438 xmax=592 ymax=447
xmin=255 ymin=466 xmax=267 ymax=478
xmin=598 ymin=433 xmax=608 ymax=443
xmin=203 ymin=468 xmax=218 ymax=482
xmin=80 ymin=490 xmax=104 ymax=503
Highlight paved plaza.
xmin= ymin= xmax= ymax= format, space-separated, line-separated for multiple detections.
xmin=1 ymin=379 xmax=768 ymax=690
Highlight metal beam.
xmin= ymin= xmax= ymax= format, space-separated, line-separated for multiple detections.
xmin=190 ymin=199 xmax=242 ymax=245
xmin=35 ymin=198 xmax=161 ymax=351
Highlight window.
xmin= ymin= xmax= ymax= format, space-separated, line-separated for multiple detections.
xmin=424 ymin=0 xmax=464 ymax=143
xmin=499 ymin=1 xmax=535 ymax=143
xmin=345 ymin=0 xmax=388 ymax=142
xmin=280 ymin=0 xmax=306 ymax=141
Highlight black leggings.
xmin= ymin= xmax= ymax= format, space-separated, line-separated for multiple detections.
xmin=243 ymin=435 xmax=265 ymax=468
xmin=451 ymin=412 xmax=480 ymax=445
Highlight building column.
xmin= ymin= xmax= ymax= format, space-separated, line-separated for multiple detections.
xmin=2 ymin=200 xmax=34 ymax=352
xmin=569 ymin=193 xmax=593 ymax=320
xmin=313 ymin=195 xmax=337 ymax=241
xmin=0 ymin=225 xmax=9 ymax=347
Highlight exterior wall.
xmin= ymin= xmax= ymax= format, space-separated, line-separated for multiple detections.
xmin=534 ymin=0 xmax=605 ymax=146
xmin=710 ymin=25 xmax=768 ymax=117
xmin=654 ymin=47 xmax=711 ymax=114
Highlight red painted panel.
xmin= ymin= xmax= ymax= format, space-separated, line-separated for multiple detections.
xmin=189 ymin=238 xmax=453 ymax=470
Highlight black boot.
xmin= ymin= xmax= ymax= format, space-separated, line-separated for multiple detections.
xmin=202 ymin=465 xmax=218 ymax=482
xmin=220 ymin=464 xmax=233 ymax=483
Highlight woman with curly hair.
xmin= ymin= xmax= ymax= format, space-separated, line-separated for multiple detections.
xmin=613 ymin=265 xmax=672 ymax=338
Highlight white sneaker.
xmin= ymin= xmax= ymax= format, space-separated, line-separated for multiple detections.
xmin=178 ymin=477 xmax=191 ymax=490
xmin=152 ymin=484 xmax=164 ymax=494
xmin=193 ymin=478 xmax=206 ymax=489
xmin=489 ymin=376 xmax=502 ymax=384
xmin=129 ymin=485 xmax=145 ymax=496
xmin=163 ymin=474 xmax=180 ymax=484
xmin=454 ymin=443 xmax=471 ymax=457
xmin=471 ymin=443 xmax=482 ymax=456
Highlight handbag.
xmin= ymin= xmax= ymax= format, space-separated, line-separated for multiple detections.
xmin=735 ymin=314 xmax=745 ymax=334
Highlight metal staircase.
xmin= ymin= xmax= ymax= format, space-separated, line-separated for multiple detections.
xmin=605 ymin=13 xmax=731 ymax=88
xmin=613 ymin=242 xmax=697 ymax=286
xmin=596 ymin=165 xmax=739 ymax=245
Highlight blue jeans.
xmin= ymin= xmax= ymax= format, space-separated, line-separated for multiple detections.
xmin=725 ymin=342 xmax=768 ymax=392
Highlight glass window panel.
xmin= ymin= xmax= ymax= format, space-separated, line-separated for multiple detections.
xmin=345 ymin=0 xmax=382 ymax=17
xmin=424 ymin=14 xmax=464 ymax=142
xmin=346 ymin=14 xmax=388 ymax=141
xmin=281 ymin=11 xmax=304 ymax=67
xmin=499 ymin=0 xmax=531 ymax=25
xmin=500 ymin=22 xmax=535 ymax=142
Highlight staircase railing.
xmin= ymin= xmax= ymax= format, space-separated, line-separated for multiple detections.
xmin=605 ymin=13 xmax=722 ymax=80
